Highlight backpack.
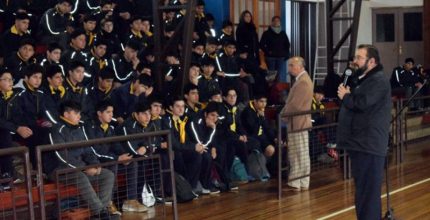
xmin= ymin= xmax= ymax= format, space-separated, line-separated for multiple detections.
xmin=247 ymin=150 xmax=270 ymax=181
xmin=175 ymin=173 xmax=197 ymax=203
xmin=230 ymin=156 xmax=248 ymax=183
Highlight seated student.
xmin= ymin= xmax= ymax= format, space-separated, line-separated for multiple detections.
xmin=4 ymin=38 xmax=37 ymax=87
xmin=63 ymin=60 xmax=92 ymax=122
xmin=198 ymin=58 xmax=220 ymax=103
xmin=162 ymin=53 xmax=181 ymax=97
xmin=18 ymin=64 xmax=55 ymax=166
xmin=88 ymin=67 xmax=115 ymax=107
xmin=115 ymin=102 xmax=153 ymax=212
xmin=191 ymin=40 xmax=205 ymax=65
xmin=38 ymin=0 xmax=74 ymax=48
xmin=311 ymin=87 xmax=338 ymax=163
xmin=111 ymin=74 xmax=153 ymax=124
xmin=110 ymin=39 xmax=142 ymax=87
xmin=38 ymin=43 xmax=65 ymax=76
xmin=82 ymin=14 xmax=98 ymax=52
xmin=85 ymin=100 xmax=140 ymax=215
xmin=187 ymin=101 xmax=221 ymax=194
xmin=0 ymin=67 xmax=30 ymax=182
xmin=60 ymin=29 xmax=89 ymax=75
xmin=87 ymin=39 xmax=109 ymax=84
xmin=241 ymin=94 xmax=275 ymax=158
xmin=47 ymin=101 xmax=116 ymax=219
xmin=98 ymin=18 xmax=122 ymax=59
xmin=1 ymin=12 xmax=32 ymax=59
xmin=42 ymin=65 xmax=67 ymax=122
xmin=217 ymin=40 xmax=251 ymax=103
xmin=222 ymin=88 xmax=260 ymax=173
xmin=184 ymin=83 xmax=205 ymax=121
xmin=163 ymin=96 xmax=201 ymax=197
xmin=217 ymin=20 xmax=235 ymax=48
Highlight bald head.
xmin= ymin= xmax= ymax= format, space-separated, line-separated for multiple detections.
xmin=287 ymin=56 xmax=305 ymax=77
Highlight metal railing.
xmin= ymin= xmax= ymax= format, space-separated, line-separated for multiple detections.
xmin=277 ymin=107 xmax=347 ymax=199
xmin=35 ymin=130 xmax=178 ymax=220
xmin=0 ymin=146 xmax=34 ymax=220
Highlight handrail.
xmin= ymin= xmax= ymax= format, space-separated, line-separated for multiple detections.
xmin=36 ymin=130 xmax=177 ymax=220
xmin=0 ymin=146 xmax=35 ymax=220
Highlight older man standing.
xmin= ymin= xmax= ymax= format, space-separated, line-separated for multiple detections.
xmin=281 ymin=56 xmax=313 ymax=191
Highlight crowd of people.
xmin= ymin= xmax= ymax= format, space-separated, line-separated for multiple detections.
xmin=0 ymin=0 xmax=294 ymax=219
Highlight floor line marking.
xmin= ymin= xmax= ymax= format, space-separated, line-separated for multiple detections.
xmin=316 ymin=177 xmax=430 ymax=220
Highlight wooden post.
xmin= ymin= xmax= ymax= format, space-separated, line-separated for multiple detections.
xmin=424 ymin=0 xmax=430 ymax=69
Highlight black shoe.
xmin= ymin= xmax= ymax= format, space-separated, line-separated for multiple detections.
xmin=228 ymin=182 xmax=239 ymax=191
xmin=91 ymin=209 xmax=120 ymax=220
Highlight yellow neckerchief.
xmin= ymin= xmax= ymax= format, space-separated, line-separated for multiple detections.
xmin=180 ymin=9 xmax=186 ymax=16
xmin=144 ymin=31 xmax=153 ymax=37
xmin=131 ymin=29 xmax=142 ymax=38
xmin=86 ymin=31 xmax=96 ymax=46
xmin=66 ymin=78 xmax=82 ymax=93
xmin=49 ymin=85 xmax=66 ymax=98
xmin=91 ymin=49 xmax=107 ymax=69
xmin=203 ymin=73 xmax=212 ymax=80
xmin=228 ymin=106 xmax=238 ymax=132
xmin=208 ymin=53 xmax=216 ymax=59
xmin=312 ymin=97 xmax=325 ymax=111
xmin=249 ymin=101 xmax=263 ymax=136
xmin=2 ymin=90 xmax=13 ymax=100
xmin=151 ymin=115 xmax=161 ymax=120
xmin=129 ymin=83 xmax=135 ymax=95
xmin=24 ymin=81 xmax=35 ymax=91
xmin=60 ymin=116 xmax=79 ymax=126
xmin=98 ymin=84 xmax=112 ymax=95
xmin=10 ymin=25 xmax=23 ymax=36
xmin=187 ymin=102 xmax=199 ymax=112
xmin=100 ymin=123 xmax=109 ymax=132
xmin=195 ymin=12 xmax=205 ymax=20
xmin=173 ymin=116 xmax=188 ymax=144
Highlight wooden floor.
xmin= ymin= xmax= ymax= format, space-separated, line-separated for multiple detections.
xmin=122 ymin=140 xmax=430 ymax=220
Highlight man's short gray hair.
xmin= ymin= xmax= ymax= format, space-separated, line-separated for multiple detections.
xmin=288 ymin=56 xmax=305 ymax=68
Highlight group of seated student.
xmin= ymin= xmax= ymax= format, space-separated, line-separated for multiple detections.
xmin=0 ymin=0 xmax=281 ymax=218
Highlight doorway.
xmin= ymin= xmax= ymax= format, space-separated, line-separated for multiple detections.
xmin=372 ymin=7 xmax=423 ymax=74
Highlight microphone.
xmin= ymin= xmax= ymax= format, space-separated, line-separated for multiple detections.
xmin=343 ymin=68 xmax=353 ymax=86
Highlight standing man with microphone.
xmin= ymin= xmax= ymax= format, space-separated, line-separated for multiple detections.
xmin=337 ymin=44 xmax=391 ymax=220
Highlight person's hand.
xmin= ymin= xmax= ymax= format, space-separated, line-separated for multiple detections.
xmin=195 ymin=143 xmax=205 ymax=154
xmin=165 ymin=75 xmax=173 ymax=81
xmin=85 ymin=167 xmax=98 ymax=176
xmin=17 ymin=126 xmax=33 ymax=139
xmin=216 ymin=71 xmax=225 ymax=77
xmin=415 ymin=82 xmax=423 ymax=88
xmin=144 ymin=86 xmax=153 ymax=97
xmin=119 ymin=12 xmax=131 ymax=20
xmin=142 ymin=68 xmax=151 ymax=76
xmin=96 ymin=167 xmax=102 ymax=175
xmin=137 ymin=147 xmax=147 ymax=155
xmin=337 ymin=84 xmax=351 ymax=100
xmin=161 ymin=142 xmax=168 ymax=149
xmin=116 ymin=117 xmax=124 ymax=125
xmin=192 ymin=32 xmax=199 ymax=40
xmin=211 ymin=147 xmax=217 ymax=159
xmin=239 ymin=135 xmax=247 ymax=142
xmin=239 ymin=68 xmax=247 ymax=78
xmin=118 ymin=153 xmax=133 ymax=165
xmin=132 ymin=57 xmax=140 ymax=69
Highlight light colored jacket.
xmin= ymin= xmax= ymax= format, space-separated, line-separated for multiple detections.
xmin=281 ymin=71 xmax=314 ymax=131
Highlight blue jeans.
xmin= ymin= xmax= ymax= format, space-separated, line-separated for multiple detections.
xmin=266 ymin=57 xmax=287 ymax=82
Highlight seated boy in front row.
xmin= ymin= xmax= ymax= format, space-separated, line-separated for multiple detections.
xmin=46 ymin=100 xmax=116 ymax=219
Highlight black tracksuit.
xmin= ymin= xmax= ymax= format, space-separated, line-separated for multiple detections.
xmin=109 ymin=54 xmax=136 ymax=84
xmin=110 ymin=82 xmax=146 ymax=121
xmin=0 ymin=26 xmax=31 ymax=58
xmin=0 ymin=88 xmax=24 ymax=175
xmin=41 ymin=85 xmax=68 ymax=124
xmin=97 ymin=30 xmax=122 ymax=59
xmin=4 ymin=53 xmax=36 ymax=83
xmin=241 ymin=101 xmax=275 ymax=152
xmin=235 ymin=23 xmax=259 ymax=61
xmin=63 ymin=78 xmax=93 ymax=122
